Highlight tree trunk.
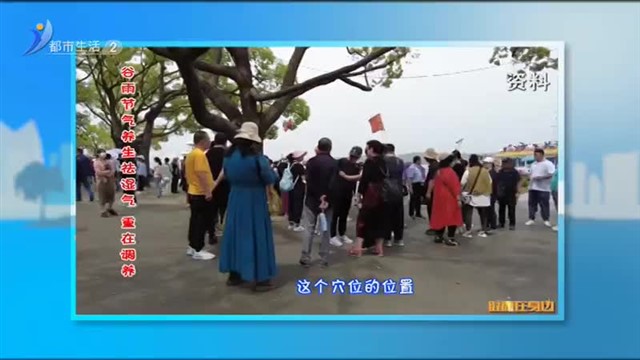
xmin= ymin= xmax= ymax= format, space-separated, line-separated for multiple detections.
xmin=256 ymin=120 xmax=269 ymax=154
xmin=138 ymin=138 xmax=152 ymax=171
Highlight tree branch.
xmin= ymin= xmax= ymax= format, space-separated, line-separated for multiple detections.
xmin=199 ymin=79 xmax=243 ymax=121
xmin=338 ymin=76 xmax=372 ymax=91
xmin=90 ymin=56 xmax=121 ymax=135
xmin=261 ymin=48 xmax=395 ymax=127
xmin=80 ymin=105 xmax=111 ymax=126
xmin=76 ymin=70 xmax=92 ymax=83
xmin=226 ymin=48 xmax=259 ymax=122
xmin=256 ymin=47 xmax=395 ymax=102
xmin=194 ymin=59 xmax=239 ymax=83
xmin=282 ymin=47 xmax=308 ymax=87
xmin=343 ymin=61 xmax=391 ymax=78
xmin=175 ymin=59 xmax=239 ymax=135
xmin=152 ymin=119 xmax=188 ymax=138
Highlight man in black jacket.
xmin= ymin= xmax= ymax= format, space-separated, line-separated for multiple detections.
xmin=383 ymin=144 xmax=406 ymax=247
xmin=299 ymin=138 xmax=337 ymax=268
xmin=206 ymin=132 xmax=229 ymax=244
xmin=496 ymin=158 xmax=522 ymax=230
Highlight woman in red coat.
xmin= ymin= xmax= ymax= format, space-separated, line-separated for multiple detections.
xmin=429 ymin=154 xmax=463 ymax=246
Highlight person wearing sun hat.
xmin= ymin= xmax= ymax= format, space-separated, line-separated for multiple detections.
xmin=215 ymin=122 xmax=278 ymax=292
xmin=429 ymin=152 xmax=463 ymax=246
xmin=285 ymin=149 xmax=307 ymax=232
xmin=460 ymin=154 xmax=493 ymax=238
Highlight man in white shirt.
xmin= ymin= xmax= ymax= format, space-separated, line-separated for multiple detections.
xmin=526 ymin=148 xmax=556 ymax=227
xmin=406 ymin=155 xmax=426 ymax=219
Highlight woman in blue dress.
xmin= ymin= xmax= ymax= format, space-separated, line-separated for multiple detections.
xmin=214 ymin=122 xmax=278 ymax=292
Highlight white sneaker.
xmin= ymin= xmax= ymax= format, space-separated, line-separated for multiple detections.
xmin=544 ymin=221 xmax=552 ymax=227
xmin=525 ymin=220 xmax=535 ymax=226
xmin=384 ymin=240 xmax=393 ymax=247
xmin=478 ymin=231 xmax=488 ymax=238
xmin=552 ymin=225 xmax=558 ymax=231
xmin=186 ymin=246 xmax=196 ymax=256
xmin=329 ymin=236 xmax=343 ymax=247
xmin=287 ymin=224 xmax=293 ymax=230
xmin=293 ymin=225 xmax=305 ymax=232
xmin=462 ymin=231 xmax=473 ymax=238
xmin=341 ymin=235 xmax=354 ymax=245
xmin=192 ymin=250 xmax=216 ymax=260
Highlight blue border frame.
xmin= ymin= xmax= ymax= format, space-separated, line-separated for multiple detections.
xmin=71 ymin=41 xmax=565 ymax=322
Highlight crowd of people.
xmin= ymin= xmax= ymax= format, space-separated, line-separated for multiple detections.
xmin=174 ymin=124 xmax=559 ymax=292
xmin=76 ymin=149 xmax=188 ymax=209
xmin=77 ymin=125 xmax=559 ymax=292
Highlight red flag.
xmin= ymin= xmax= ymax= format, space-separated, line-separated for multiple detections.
xmin=368 ymin=113 xmax=385 ymax=133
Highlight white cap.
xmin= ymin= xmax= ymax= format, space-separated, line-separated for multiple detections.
xmin=483 ymin=156 xmax=494 ymax=163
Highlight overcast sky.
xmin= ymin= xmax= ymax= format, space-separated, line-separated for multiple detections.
xmin=148 ymin=47 xmax=558 ymax=160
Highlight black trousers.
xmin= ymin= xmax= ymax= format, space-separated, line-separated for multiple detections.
xmin=206 ymin=192 xmax=228 ymax=244
xmin=188 ymin=195 xmax=215 ymax=252
xmin=528 ymin=190 xmax=551 ymax=221
xmin=385 ymin=201 xmax=405 ymax=241
xmin=488 ymin=197 xmax=498 ymax=229
xmin=137 ymin=175 xmax=147 ymax=191
xmin=215 ymin=202 xmax=227 ymax=225
xmin=498 ymin=195 xmax=517 ymax=226
xmin=171 ymin=176 xmax=179 ymax=193
xmin=288 ymin=187 xmax=305 ymax=225
xmin=331 ymin=192 xmax=352 ymax=237
xmin=463 ymin=204 xmax=489 ymax=232
xmin=409 ymin=182 xmax=424 ymax=217
xmin=435 ymin=226 xmax=457 ymax=238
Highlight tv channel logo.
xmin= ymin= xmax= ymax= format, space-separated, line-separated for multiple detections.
xmin=24 ymin=20 xmax=54 ymax=56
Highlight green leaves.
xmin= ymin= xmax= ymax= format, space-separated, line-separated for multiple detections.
xmin=76 ymin=112 xmax=114 ymax=152
xmin=345 ymin=47 xmax=414 ymax=88
xmin=282 ymin=97 xmax=310 ymax=126
xmin=489 ymin=47 xmax=558 ymax=72
xmin=77 ymin=48 xmax=191 ymax=149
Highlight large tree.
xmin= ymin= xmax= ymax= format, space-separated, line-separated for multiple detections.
xmin=148 ymin=47 xmax=413 ymax=138
xmin=76 ymin=48 xmax=197 ymax=164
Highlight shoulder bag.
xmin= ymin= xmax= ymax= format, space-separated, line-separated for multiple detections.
xmin=461 ymin=167 xmax=483 ymax=205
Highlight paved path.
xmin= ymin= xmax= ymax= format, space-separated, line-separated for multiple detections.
xmin=76 ymin=192 xmax=558 ymax=315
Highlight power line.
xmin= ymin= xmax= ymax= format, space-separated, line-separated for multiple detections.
xmin=299 ymin=64 xmax=499 ymax=80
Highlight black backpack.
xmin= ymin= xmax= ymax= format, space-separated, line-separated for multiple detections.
xmin=380 ymin=161 xmax=403 ymax=205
